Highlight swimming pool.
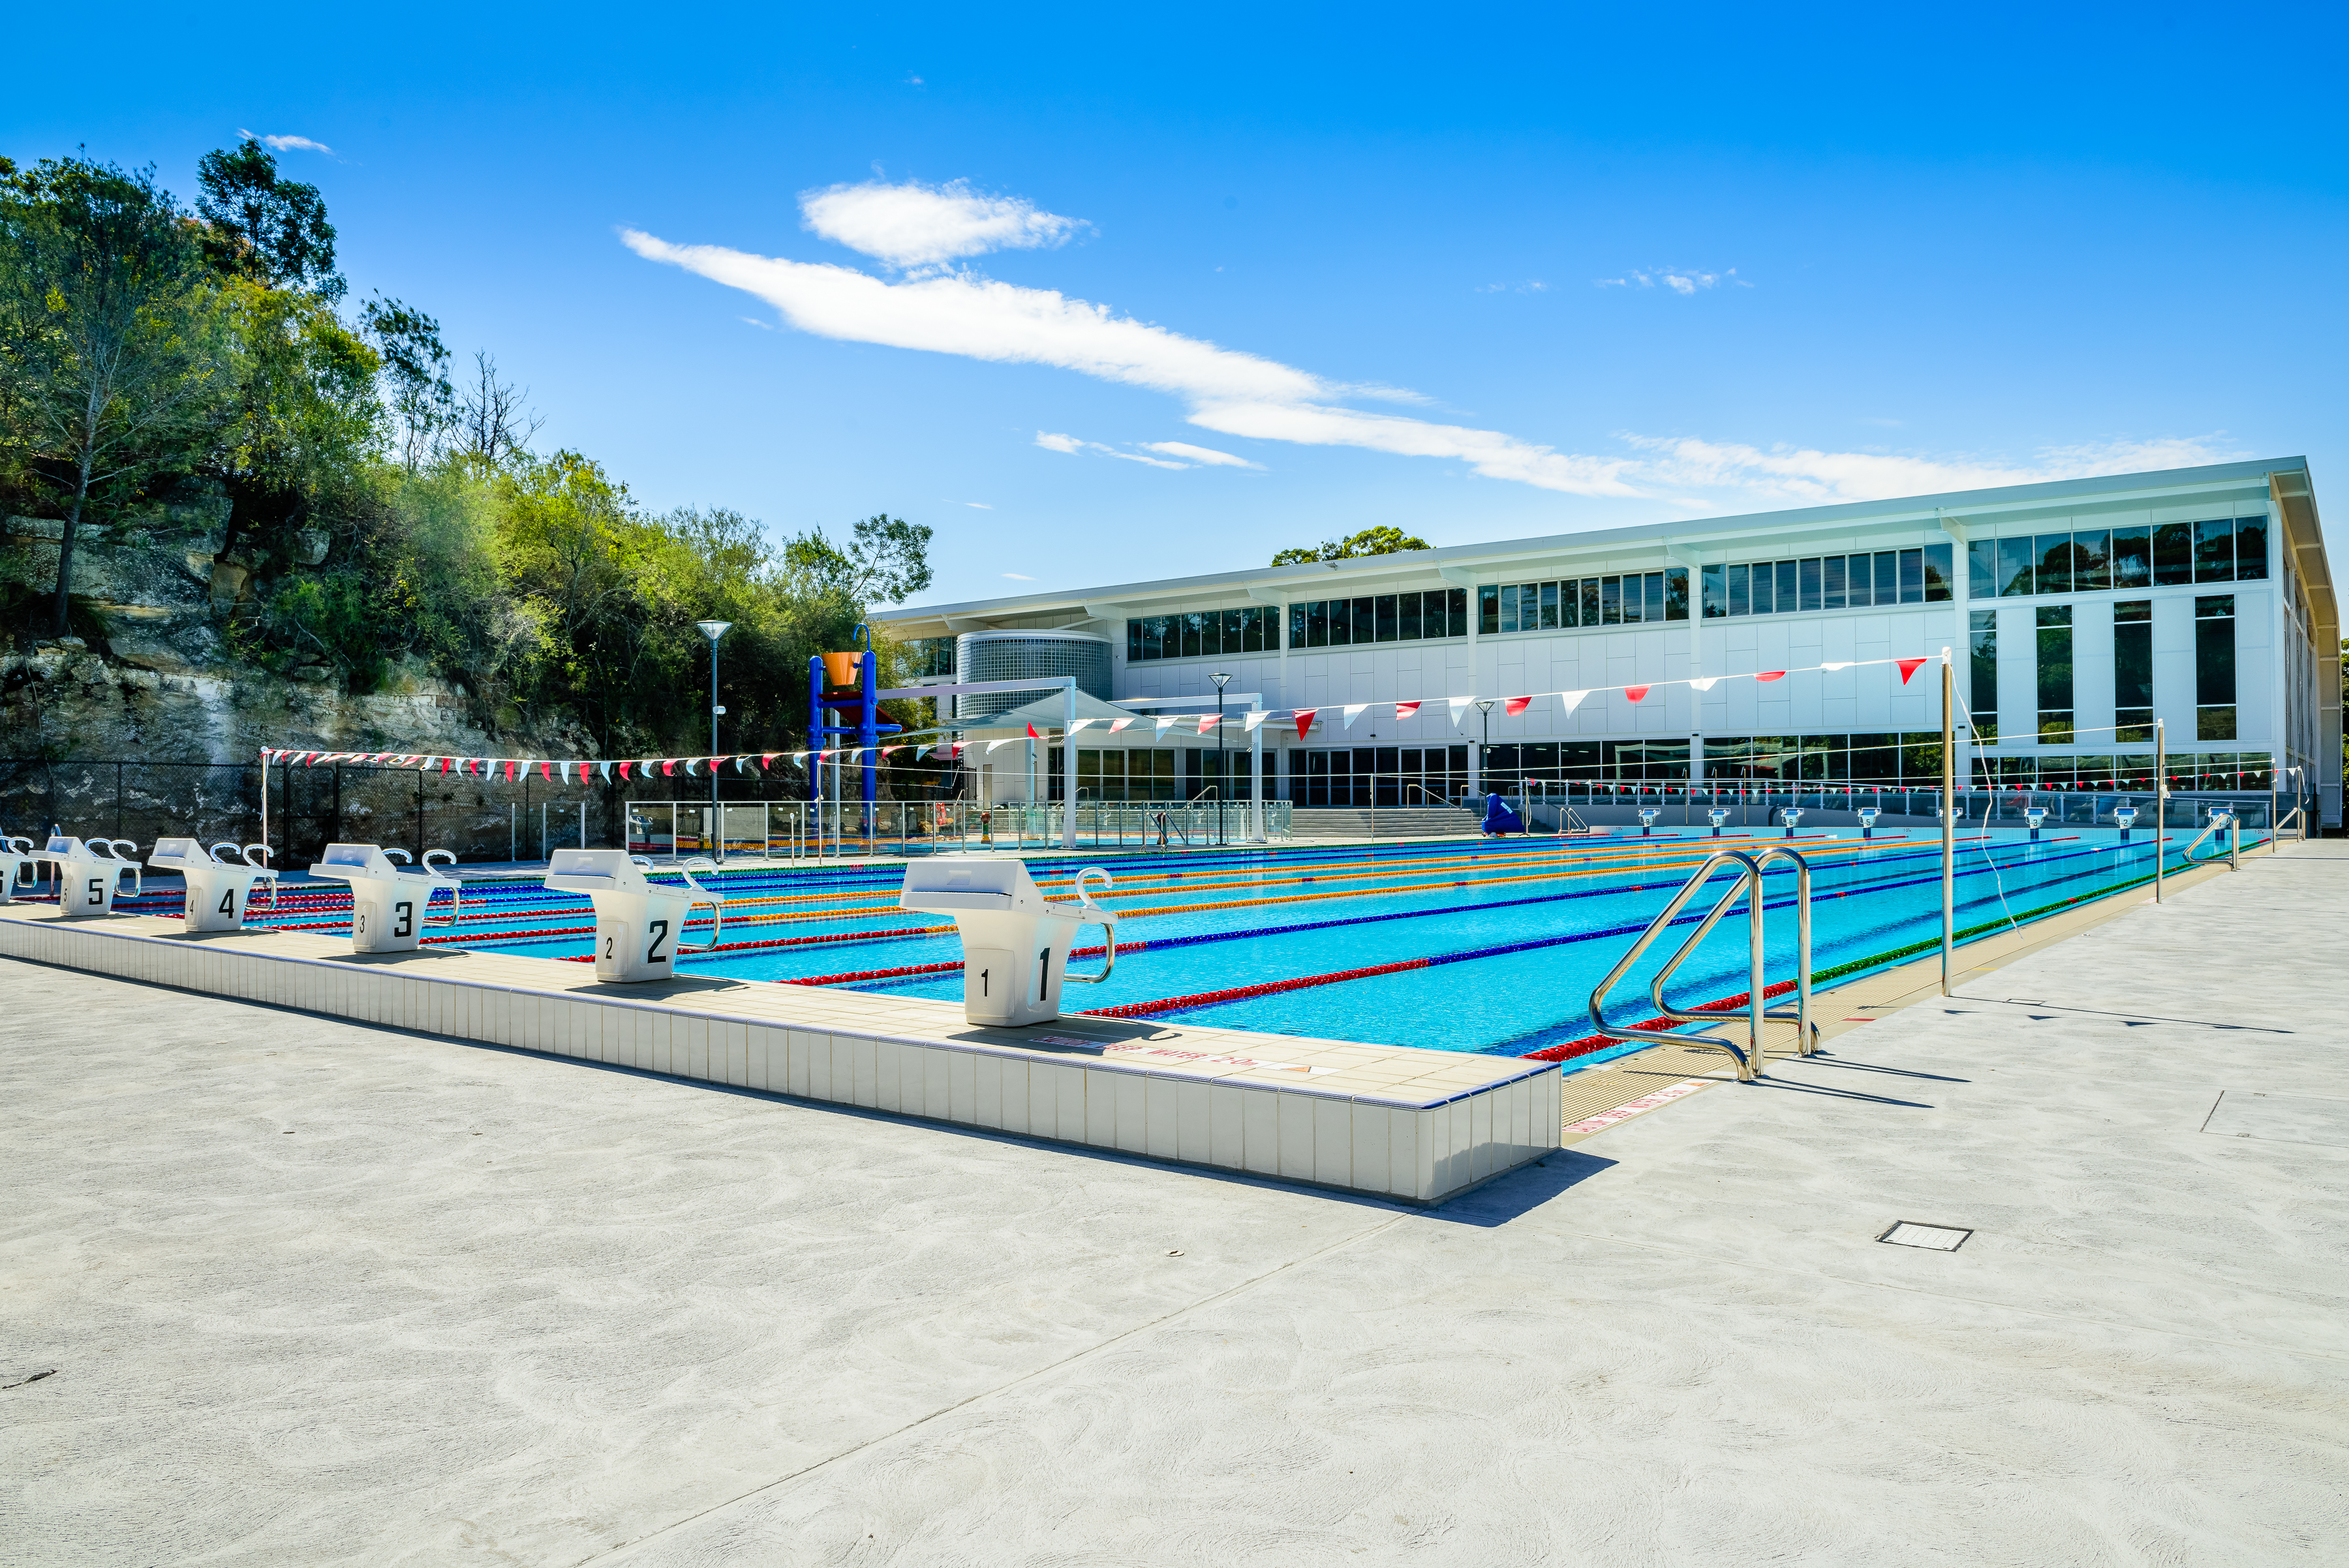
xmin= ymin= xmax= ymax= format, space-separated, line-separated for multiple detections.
xmin=209 ymin=825 xmax=2250 ymax=1065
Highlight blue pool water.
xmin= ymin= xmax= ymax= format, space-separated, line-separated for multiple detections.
xmin=240 ymin=827 xmax=2254 ymax=1060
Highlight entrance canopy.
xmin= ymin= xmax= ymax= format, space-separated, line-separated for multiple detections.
xmin=932 ymin=690 xmax=1141 ymax=733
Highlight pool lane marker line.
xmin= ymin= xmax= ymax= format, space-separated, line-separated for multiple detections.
xmin=1077 ymin=843 xmax=2142 ymax=1025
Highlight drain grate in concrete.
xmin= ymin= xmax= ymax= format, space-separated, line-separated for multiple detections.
xmin=1878 ymin=1222 xmax=1971 ymax=1252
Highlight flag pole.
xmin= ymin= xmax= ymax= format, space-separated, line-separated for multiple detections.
xmin=1941 ymin=648 xmax=1955 ymax=997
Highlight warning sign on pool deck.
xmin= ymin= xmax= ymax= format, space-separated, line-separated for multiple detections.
xmin=1101 ymin=1041 xmax=1340 ymax=1078
xmin=1564 ymin=1079 xmax=1709 ymax=1137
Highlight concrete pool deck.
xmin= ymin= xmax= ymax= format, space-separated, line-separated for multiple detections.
xmin=3 ymin=840 xmax=2344 ymax=1563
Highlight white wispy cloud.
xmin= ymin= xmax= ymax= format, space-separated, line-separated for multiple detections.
xmin=240 ymin=129 xmax=333 ymax=155
xmin=1599 ymin=268 xmax=1745 ymax=294
xmin=1619 ymin=434 xmax=2243 ymax=505
xmin=800 ymin=178 xmax=1087 ymax=269
xmin=1036 ymin=431 xmax=1191 ymax=469
xmin=626 ymin=221 xmax=1640 ymax=497
xmin=1001 ymin=571 xmax=1033 ymax=579
xmin=966 ymin=501 xmax=994 ymax=509
xmin=1141 ymin=440 xmax=1261 ymax=469
xmin=631 ymin=193 xmax=2218 ymax=509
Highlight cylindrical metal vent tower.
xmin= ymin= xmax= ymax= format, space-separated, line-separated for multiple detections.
xmin=953 ymin=630 xmax=1113 ymax=721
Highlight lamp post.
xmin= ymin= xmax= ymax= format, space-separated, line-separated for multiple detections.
xmin=1211 ymin=671 xmax=1232 ymax=845
xmin=697 ymin=620 xmax=731 ymax=861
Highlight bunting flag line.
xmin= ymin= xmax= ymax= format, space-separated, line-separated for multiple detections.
xmin=1505 ymin=696 xmax=1533 ymax=716
xmin=1243 ymin=710 xmax=1270 ymax=731
xmin=1559 ymin=690 xmax=1589 ymax=711
xmin=1394 ymin=701 xmax=1422 ymax=721
xmin=1293 ymin=707 xmax=1317 ymax=741
xmin=1109 ymin=718 xmax=1136 ymax=732
xmin=1897 ymin=656 xmax=1930 ymax=684
xmin=1154 ymin=717 xmax=1178 ymax=739
xmin=1026 ymin=724 xmax=1041 ymax=739
xmin=1341 ymin=704 xmax=1368 ymax=730
xmin=1195 ymin=715 xmax=1220 ymax=735
xmin=1447 ymin=696 xmax=1474 ymax=728
xmin=1623 ymin=685 xmax=1651 ymax=703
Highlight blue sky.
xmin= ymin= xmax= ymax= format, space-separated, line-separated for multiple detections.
xmin=13 ymin=3 xmax=2347 ymax=604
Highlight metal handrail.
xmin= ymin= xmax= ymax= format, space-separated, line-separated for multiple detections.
xmin=1646 ymin=844 xmax=1813 ymax=1062
xmin=1588 ymin=844 xmax=1817 ymax=1082
xmin=1586 ymin=850 xmax=1764 ymax=1081
xmin=2179 ymin=811 xmax=2241 ymax=869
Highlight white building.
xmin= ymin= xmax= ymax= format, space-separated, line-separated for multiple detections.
xmin=878 ymin=459 xmax=2339 ymax=827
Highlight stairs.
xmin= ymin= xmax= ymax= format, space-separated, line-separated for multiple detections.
xmin=1287 ymin=805 xmax=1483 ymax=840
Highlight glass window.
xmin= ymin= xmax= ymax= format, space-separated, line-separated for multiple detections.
xmin=1601 ymin=576 xmax=1621 ymax=624
xmin=2114 ymin=599 xmax=2151 ymax=743
xmin=1248 ymin=605 xmax=1269 ymax=653
xmin=2194 ymin=519 xmax=2235 ymax=583
xmin=1557 ymin=579 xmax=1579 ymax=628
xmin=1798 ymin=557 xmax=1823 ymax=613
xmin=2154 ymin=521 xmax=2192 ymax=585
xmin=1969 ymin=538 xmax=1998 ymax=599
xmin=1375 ymin=594 xmax=1398 ymax=642
xmin=1822 ymin=555 xmax=1847 ymax=610
xmin=1538 ymin=581 xmax=1558 ymax=630
xmin=2110 ymin=526 xmax=2152 ymax=588
xmin=1702 ymin=563 xmax=1727 ymax=617
xmin=2072 ymin=530 xmax=2111 ymax=592
xmin=1775 ymin=560 xmax=1799 ymax=611
xmin=1873 ymin=550 xmax=1898 ymax=605
xmin=2233 ymin=516 xmax=2269 ymax=581
xmin=1287 ymin=605 xmax=1305 ymax=649
xmin=1399 ymin=591 xmax=1422 ymax=641
xmin=1997 ymin=536 xmax=2034 ymax=596
xmin=1353 ymin=596 xmax=1375 ymax=643
xmin=1128 ymin=621 xmax=1143 ymax=662
xmin=1579 ymin=579 xmax=1599 ymax=625
xmin=1499 ymin=584 xmax=1518 ymax=633
xmin=1727 ymin=562 xmax=1749 ymax=616
xmin=1224 ymin=607 xmax=1247 ymax=652
xmin=1644 ymin=571 xmax=1666 ymax=623
xmin=1923 ymin=542 xmax=1954 ymax=602
xmin=1445 ymin=587 xmax=1467 ymax=638
xmin=2034 ymin=534 xmax=2073 ymax=595
xmin=1969 ymin=610 xmax=1998 ymax=743
xmin=2036 ymin=605 xmax=2073 ymax=743
xmin=1478 ymin=585 xmax=1498 ymax=636
xmin=1665 ymin=566 xmax=1689 ymax=621
xmin=1306 ymin=601 xmax=1328 ymax=647
xmin=1846 ymin=554 xmax=1872 ymax=608
xmin=1144 ymin=615 xmax=1167 ymax=659
xmin=1899 ymin=549 xmax=1924 ymax=604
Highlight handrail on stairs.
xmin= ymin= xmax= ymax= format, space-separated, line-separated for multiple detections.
xmin=1584 ymin=846 xmax=1815 ymax=1083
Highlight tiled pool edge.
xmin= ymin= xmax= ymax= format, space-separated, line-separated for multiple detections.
xmin=0 ymin=908 xmax=1559 ymax=1207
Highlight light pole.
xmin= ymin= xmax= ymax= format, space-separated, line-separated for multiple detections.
xmin=1210 ymin=671 xmax=1232 ymax=845
xmin=697 ymin=620 xmax=731 ymax=861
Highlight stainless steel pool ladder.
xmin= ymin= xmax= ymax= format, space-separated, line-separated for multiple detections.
xmin=1585 ymin=846 xmax=1816 ymax=1083
xmin=2179 ymin=810 xmax=2242 ymax=870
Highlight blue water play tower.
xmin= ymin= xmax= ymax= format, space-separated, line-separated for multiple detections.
xmin=807 ymin=624 xmax=902 ymax=837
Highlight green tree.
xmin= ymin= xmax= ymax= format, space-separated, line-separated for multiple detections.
xmin=194 ymin=142 xmax=343 ymax=301
xmin=360 ymin=294 xmax=454 ymax=471
xmin=782 ymin=514 xmax=936 ymax=603
xmin=206 ymin=276 xmax=382 ymax=564
xmin=0 ymin=154 xmax=223 ymax=635
xmin=1270 ymin=525 xmax=1432 ymax=566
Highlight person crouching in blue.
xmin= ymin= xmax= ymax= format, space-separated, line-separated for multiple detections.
xmin=1481 ymin=792 xmax=1525 ymax=837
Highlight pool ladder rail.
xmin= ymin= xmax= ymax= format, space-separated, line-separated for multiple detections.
xmin=1586 ymin=846 xmax=1817 ymax=1084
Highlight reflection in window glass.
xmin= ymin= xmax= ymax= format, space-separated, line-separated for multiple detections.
xmin=1798 ymin=558 xmax=1822 ymax=613
xmin=1728 ymin=563 xmax=1749 ymax=615
xmin=2034 ymin=534 xmax=2073 ymax=595
xmin=2154 ymin=522 xmax=2192 ymax=585
xmin=2110 ymin=526 xmax=2151 ymax=588
xmin=1997 ymin=536 xmax=2034 ymax=596
xmin=2233 ymin=516 xmax=2269 ymax=581
xmin=1923 ymin=542 xmax=1954 ymax=601
xmin=1776 ymin=560 xmax=1799 ymax=609
xmin=1703 ymin=563 xmax=1727 ymax=618
xmin=2036 ymin=604 xmax=2073 ymax=743
xmin=2194 ymin=519 xmax=2234 ymax=582
xmin=2113 ymin=599 xmax=2151 ymax=743
xmin=1644 ymin=571 xmax=1666 ymax=623
xmin=2072 ymin=529 xmax=2110 ymax=591
xmin=1899 ymin=549 xmax=1924 ymax=604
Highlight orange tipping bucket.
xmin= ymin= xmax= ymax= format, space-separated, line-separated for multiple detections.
xmin=820 ymin=651 xmax=863 ymax=688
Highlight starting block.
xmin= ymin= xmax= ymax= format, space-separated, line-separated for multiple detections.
xmin=306 ymin=843 xmax=461 ymax=953
xmin=898 ymin=857 xmax=1116 ymax=1027
xmin=36 ymin=836 xmax=142 ymax=918
xmin=147 ymin=838 xmax=280 ymax=932
xmin=542 ymin=850 xmax=724 ymax=981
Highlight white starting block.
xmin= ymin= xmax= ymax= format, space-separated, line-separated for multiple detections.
xmin=542 ymin=850 xmax=724 ymax=982
xmin=899 ymin=857 xmax=1117 ymax=1027
xmin=1 ymin=835 xmax=37 ymax=905
xmin=35 ymin=836 xmax=142 ymax=918
xmin=147 ymin=838 xmax=280 ymax=932
xmin=306 ymin=843 xmax=461 ymax=953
